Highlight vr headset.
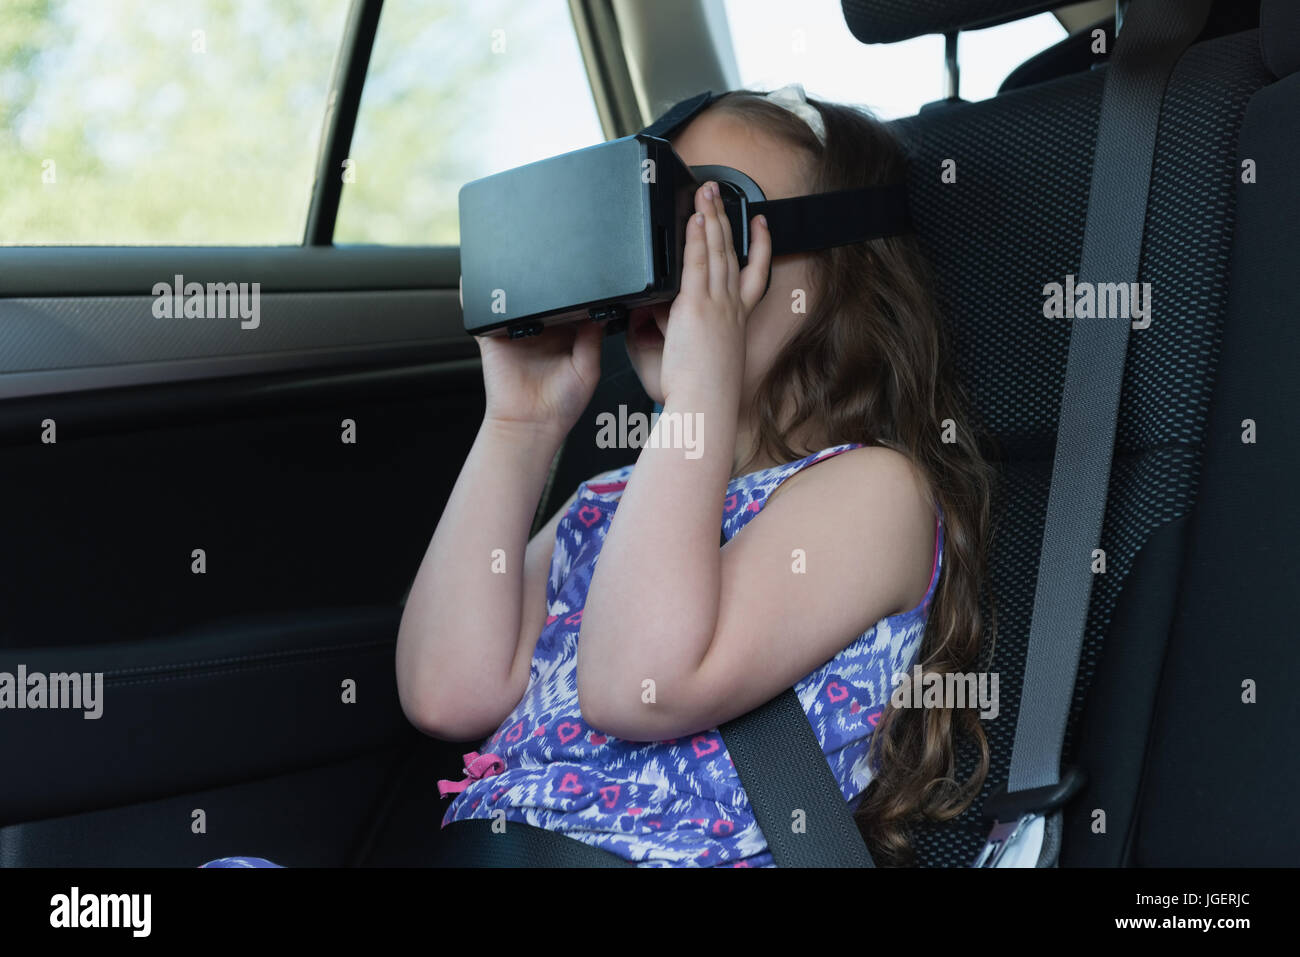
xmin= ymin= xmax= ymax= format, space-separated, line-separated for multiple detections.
xmin=458 ymin=90 xmax=911 ymax=338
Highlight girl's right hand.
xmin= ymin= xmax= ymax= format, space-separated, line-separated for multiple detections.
xmin=476 ymin=317 xmax=604 ymax=440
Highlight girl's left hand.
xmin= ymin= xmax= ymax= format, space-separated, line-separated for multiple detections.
xmin=657 ymin=181 xmax=772 ymax=405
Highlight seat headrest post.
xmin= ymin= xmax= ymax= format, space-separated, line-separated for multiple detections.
xmin=945 ymin=31 xmax=961 ymax=99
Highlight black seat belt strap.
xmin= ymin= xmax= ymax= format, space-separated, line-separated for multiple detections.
xmin=719 ymin=687 xmax=876 ymax=867
xmin=976 ymin=0 xmax=1214 ymax=867
xmin=434 ymin=818 xmax=634 ymax=867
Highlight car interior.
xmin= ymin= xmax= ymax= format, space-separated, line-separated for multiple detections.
xmin=1 ymin=0 xmax=1296 ymax=869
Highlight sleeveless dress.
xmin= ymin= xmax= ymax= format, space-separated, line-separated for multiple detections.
xmin=437 ymin=441 xmax=945 ymax=868
xmin=199 ymin=441 xmax=944 ymax=869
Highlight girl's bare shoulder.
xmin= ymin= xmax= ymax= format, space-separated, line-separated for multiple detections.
xmin=769 ymin=443 xmax=931 ymax=515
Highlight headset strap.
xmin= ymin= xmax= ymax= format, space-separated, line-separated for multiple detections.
xmin=640 ymin=90 xmax=720 ymax=139
xmin=641 ymin=90 xmax=911 ymax=251
xmin=751 ymin=187 xmax=909 ymax=255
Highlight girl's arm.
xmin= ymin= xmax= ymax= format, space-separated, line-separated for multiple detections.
xmin=396 ymin=420 xmax=562 ymax=741
xmin=579 ymin=443 xmax=935 ymax=742
xmin=397 ymin=318 xmax=602 ymax=742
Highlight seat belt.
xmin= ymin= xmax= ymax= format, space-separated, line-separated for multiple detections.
xmin=716 ymin=525 xmax=876 ymax=867
xmin=718 ymin=687 xmax=876 ymax=867
xmin=434 ymin=818 xmax=634 ymax=867
xmin=975 ymin=0 xmax=1214 ymax=867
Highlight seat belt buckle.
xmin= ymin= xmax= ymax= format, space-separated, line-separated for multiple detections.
xmin=973 ymin=813 xmax=1041 ymax=867
xmin=972 ymin=765 xmax=1085 ymax=868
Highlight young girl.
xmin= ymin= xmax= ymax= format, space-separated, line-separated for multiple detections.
xmin=203 ymin=86 xmax=994 ymax=869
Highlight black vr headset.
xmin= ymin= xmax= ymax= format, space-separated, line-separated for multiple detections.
xmin=458 ymin=90 xmax=911 ymax=338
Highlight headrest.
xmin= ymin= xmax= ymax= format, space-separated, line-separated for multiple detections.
xmin=841 ymin=0 xmax=1060 ymax=44
xmin=1261 ymin=0 xmax=1300 ymax=77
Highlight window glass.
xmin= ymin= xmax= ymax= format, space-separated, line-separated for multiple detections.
xmin=0 ymin=0 xmax=349 ymax=245
xmin=722 ymin=0 xmax=1067 ymax=120
xmin=334 ymin=0 xmax=604 ymax=246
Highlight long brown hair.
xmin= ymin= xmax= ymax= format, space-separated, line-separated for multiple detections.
xmin=700 ymin=90 xmax=998 ymax=865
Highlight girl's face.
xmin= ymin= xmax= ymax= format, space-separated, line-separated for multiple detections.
xmin=624 ymin=110 xmax=815 ymax=407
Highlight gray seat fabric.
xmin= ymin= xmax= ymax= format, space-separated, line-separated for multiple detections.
xmin=890 ymin=28 xmax=1272 ymax=865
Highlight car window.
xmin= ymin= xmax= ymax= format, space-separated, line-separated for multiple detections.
xmin=0 ymin=0 xmax=350 ymax=245
xmin=721 ymin=0 xmax=1067 ymax=120
xmin=333 ymin=0 xmax=604 ymax=246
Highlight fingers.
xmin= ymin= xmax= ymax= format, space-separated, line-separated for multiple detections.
xmin=680 ymin=204 xmax=708 ymax=300
xmin=683 ymin=182 xmax=756 ymax=318
xmin=739 ymin=214 xmax=771 ymax=312
xmin=697 ymin=184 xmax=730 ymax=301
xmin=571 ymin=318 xmax=603 ymax=384
xmin=709 ymin=184 xmax=741 ymax=301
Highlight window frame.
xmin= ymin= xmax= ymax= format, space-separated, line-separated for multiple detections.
xmin=304 ymin=0 xmax=386 ymax=246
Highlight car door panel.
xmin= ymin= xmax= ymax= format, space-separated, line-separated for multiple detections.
xmin=0 ymin=246 xmax=477 ymax=859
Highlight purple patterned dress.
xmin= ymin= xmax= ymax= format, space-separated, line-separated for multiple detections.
xmin=437 ymin=441 xmax=944 ymax=867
